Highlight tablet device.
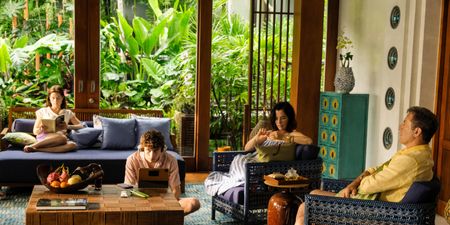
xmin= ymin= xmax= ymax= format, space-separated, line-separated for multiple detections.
xmin=138 ymin=168 xmax=169 ymax=189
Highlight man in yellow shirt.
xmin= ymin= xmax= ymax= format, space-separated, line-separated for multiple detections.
xmin=295 ymin=106 xmax=439 ymax=225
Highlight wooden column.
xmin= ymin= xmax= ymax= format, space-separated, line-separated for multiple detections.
xmin=325 ymin=0 xmax=339 ymax=91
xmin=435 ymin=0 xmax=450 ymax=216
xmin=74 ymin=0 xmax=100 ymax=109
xmin=195 ymin=0 xmax=213 ymax=171
xmin=290 ymin=0 xmax=324 ymax=144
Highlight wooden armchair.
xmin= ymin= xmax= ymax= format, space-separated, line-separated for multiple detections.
xmin=211 ymin=148 xmax=322 ymax=223
xmin=304 ymin=178 xmax=440 ymax=225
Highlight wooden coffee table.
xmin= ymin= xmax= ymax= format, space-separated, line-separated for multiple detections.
xmin=26 ymin=185 xmax=184 ymax=225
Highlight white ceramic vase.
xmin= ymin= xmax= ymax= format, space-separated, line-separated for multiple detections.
xmin=334 ymin=67 xmax=355 ymax=93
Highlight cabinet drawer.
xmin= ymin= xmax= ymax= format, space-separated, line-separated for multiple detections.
xmin=318 ymin=128 xmax=329 ymax=144
xmin=319 ymin=145 xmax=338 ymax=163
xmin=319 ymin=128 xmax=340 ymax=147
xmin=320 ymin=95 xmax=330 ymax=111
xmin=319 ymin=112 xmax=330 ymax=127
xmin=329 ymin=95 xmax=342 ymax=112
xmin=330 ymin=113 xmax=340 ymax=129
xmin=322 ymin=160 xmax=338 ymax=179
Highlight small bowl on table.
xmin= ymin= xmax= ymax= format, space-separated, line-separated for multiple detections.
xmin=36 ymin=163 xmax=104 ymax=194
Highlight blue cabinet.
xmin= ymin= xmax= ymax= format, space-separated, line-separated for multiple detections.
xmin=318 ymin=92 xmax=369 ymax=179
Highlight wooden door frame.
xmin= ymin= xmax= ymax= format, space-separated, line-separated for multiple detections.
xmin=195 ymin=0 xmax=213 ymax=172
xmin=74 ymin=0 xmax=100 ymax=109
xmin=434 ymin=0 xmax=450 ymax=216
xmin=324 ymin=0 xmax=339 ymax=91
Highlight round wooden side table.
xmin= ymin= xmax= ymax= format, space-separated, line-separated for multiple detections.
xmin=265 ymin=181 xmax=309 ymax=225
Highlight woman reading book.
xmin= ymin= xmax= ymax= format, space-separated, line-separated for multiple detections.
xmin=23 ymin=85 xmax=84 ymax=153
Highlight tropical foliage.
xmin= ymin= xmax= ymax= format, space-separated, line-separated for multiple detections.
xmin=0 ymin=0 xmax=75 ymax=127
xmin=0 ymin=0 xmax=296 ymax=152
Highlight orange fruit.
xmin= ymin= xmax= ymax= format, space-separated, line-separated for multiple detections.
xmin=50 ymin=180 xmax=60 ymax=188
xmin=60 ymin=181 xmax=68 ymax=188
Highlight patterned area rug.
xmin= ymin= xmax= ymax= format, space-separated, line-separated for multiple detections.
xmin=0 ymin=184 xmax=244 ymax=225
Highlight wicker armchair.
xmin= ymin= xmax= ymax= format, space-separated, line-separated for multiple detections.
xmin=211 ymin=150 xmax=322 ymax=223
xmin=304 ymin=178 xmax=439 ymax=225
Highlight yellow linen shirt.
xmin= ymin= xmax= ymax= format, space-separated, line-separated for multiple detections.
xmin=358 ymin=144 xmax=434 ymax=202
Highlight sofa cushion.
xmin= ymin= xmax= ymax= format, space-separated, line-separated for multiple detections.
xmin=100 ymin=117 xmax=136 ymax=150
xmin=218 ymin=185 xmax=244 ymax=205
xmin=133 ymin=116 xmax=174 ymax=150
xmin=295 ymin=144 xmax=319 ymax=160
xmin=11 ymin=119 xmax=35 ymax=133
xmin=256 ymin=140 xmax=296 ymax=162
xmin=69 ymin=128 xmax=103 ymax=149
xmin=400 ymin=176 xmax=440 ymax=204
xmin=1 ymin=132 xmax=36 ymax=147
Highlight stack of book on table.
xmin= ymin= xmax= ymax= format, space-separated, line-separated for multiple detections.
xmin=36 ymin=198 xmax=88 ymax=210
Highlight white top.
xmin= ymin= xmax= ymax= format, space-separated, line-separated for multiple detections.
xmin=36 ymin=107 xmax=75 ymax=124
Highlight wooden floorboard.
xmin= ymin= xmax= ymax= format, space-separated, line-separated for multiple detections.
xmin=185 ymin=172 xmax=209 ymax=184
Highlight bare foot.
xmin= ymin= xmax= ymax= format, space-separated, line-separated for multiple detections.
xmin=0 ymin=191 xmax=5 ymax=200
xmin=23 ymin=145 xmax=36 ymax=152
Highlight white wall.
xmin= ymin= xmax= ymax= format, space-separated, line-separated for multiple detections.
xmin=338 ymin=0 xmax=441 ymax=168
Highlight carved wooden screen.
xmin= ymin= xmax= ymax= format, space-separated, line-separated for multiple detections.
xmin=244 ymin=0 xmax=294 ymax=143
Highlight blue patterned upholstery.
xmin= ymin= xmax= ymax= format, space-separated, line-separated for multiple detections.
xmin=304 ymin=178 xmax=439 ymax=225
xmin=211 ymin=147 xmax=322 ymax=223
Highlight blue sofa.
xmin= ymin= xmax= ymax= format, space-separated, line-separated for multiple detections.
xmin=0 ymin=108 xmax=185 ymax=190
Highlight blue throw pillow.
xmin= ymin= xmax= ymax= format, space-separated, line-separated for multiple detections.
xmin=295 ymin=144 xmax=320 ymax=160
xmin=100 ymin=117 xmax=136 ymax=150
xmin=134 ymin=117 xmax=174 ymax=150
xmin=12 ymin=119 xmax=35 ymax=133
xmin=69 ymin=128 xmax=103 ymax=149
xmin=400 ymin=177 xmax=440 ymax=204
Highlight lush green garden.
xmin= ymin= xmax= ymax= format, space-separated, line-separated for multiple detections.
xmin=0 ymin=0 xmax=300 ymax=151
xmin=0 ymin=0 xmax=251 ymax=150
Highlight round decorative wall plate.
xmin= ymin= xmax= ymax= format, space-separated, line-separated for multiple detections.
xmin=385 ymin=87 xmax=395 ymax=110
xmin=390 ymin=6 xmax=401 ymax=29
xmin=388 ymin=47 xmax=398 ymax=70
xmin=383 ymin=127 xmax=393 ymax=150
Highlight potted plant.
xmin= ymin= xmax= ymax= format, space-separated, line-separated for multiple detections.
xmin=334 ymin=32 xmax=355 ymax=93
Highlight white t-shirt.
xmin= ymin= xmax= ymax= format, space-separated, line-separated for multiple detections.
xmin=36 ymin=107 xmax=75 ymax=124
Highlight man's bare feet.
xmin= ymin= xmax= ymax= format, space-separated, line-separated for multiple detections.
xmin=23 ymin=145 xmax=36 ymax=152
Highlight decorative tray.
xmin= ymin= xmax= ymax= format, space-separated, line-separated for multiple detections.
xmin=264 ymin=175 xmax=309 ymax=186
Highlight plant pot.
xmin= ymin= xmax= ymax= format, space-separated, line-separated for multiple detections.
xmin=334 ymin=67 xmax=355 ymax=93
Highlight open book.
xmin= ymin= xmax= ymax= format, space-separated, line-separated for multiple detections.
xmin=41 ymin=114 xmax=65 ymax=133
xmin=36 ymin=198 xmax=88 ymax=210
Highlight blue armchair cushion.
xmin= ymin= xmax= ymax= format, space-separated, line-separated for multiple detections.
xmin=256 ymin=140 xmax=296 ymax=162
xmin=11 ymin=119 xmax=35 ymax=133
xmin=69 ymin=128 xmax=103 ymax=149
xmin=400 ymin=176 xmax=440 ymax=204
xmin=100 ymin=117 xmax=136 ymax=150
xmin=218 ymin=185 xmax=244 ymax=205
xmin=295 ymin=144 xmax=319 ymax=160
xmin=133 ymin=116 xmax=174 ymax=150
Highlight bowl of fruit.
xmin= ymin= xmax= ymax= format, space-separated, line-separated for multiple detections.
xmin=36 ymin=163 xmax=104 ymax=193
